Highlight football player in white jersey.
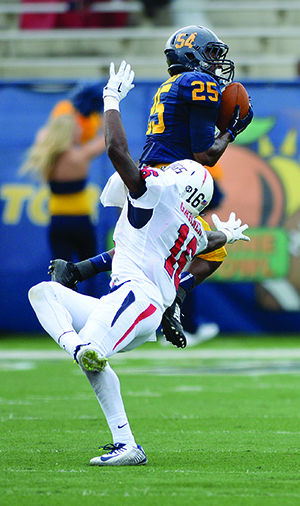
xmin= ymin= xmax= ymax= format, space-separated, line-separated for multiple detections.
xmin=28 ymin=61 xmax=250 ymax=467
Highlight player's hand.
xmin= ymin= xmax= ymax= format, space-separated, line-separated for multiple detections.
xmin=103 ymin=61 xmax=135 ymax=103
xmin=161 ymin=298 xmax=187 ymax=349
xmin=212 ymin=212 xmax=250 ymax=244
xmin=227 ymin=104 xmax=253 ymax=141
xmin=48 ymin=259 xmax=80 ymax=290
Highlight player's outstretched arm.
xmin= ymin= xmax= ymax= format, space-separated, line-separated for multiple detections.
xmin=103 ymin=61 xmax=145 ymax=195
xmin=211 ymin=211 xmax=250 ymax=244
xmin=194 ymin=212 xmax=249 ymax=255
xmin=48 ymin=249 xmax=114 ymax=289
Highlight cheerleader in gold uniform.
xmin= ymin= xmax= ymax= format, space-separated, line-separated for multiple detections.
xmin=20 ymin=88 xmax=105 ymax=262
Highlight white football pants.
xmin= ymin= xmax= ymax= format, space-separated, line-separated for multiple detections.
xmin=28 ymin=280 xmax=162 ymax=446
xmin=28 ymin=280 xmax=161 ymax=357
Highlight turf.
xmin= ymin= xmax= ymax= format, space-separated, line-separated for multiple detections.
xmin=1 ymin=335 xmax=300 ymax=505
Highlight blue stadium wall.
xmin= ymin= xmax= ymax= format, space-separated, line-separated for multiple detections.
xmin=1 ymin=79 xmax=300 ymax=333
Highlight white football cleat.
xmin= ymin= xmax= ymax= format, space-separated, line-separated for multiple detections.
xmin=74 ymin=345 xmax=107 ymax=372
xmin=89 ymin=443 xmax=148 ymax=466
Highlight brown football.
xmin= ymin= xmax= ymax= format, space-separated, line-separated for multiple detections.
xmin=216 ymin=82 xmax=250 ymax=133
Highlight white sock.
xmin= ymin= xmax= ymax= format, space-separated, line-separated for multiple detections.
xmin=58 ymin=330 xmax=80 ymax=356
xmin=84 ymin=363 xmax=136 ymax=446
xmin=28 ymin=281 xmax=84 ymax=356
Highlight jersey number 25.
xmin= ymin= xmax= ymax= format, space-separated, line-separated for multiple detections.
xmin=147 ymin=78 xmax=218 ymax=135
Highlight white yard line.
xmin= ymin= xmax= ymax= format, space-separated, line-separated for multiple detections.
xmin=1 ymin=348 xmax=300 ymax=360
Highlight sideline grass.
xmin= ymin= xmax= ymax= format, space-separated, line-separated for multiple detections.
xmin=1 ymin=335 xmax=300 ymax=506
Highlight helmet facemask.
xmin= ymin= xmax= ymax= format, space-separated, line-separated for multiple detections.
xmin=165 ymin=26 xmax=235 ymax=84
xmin=198 ymin=42 xmax=234 ymax=83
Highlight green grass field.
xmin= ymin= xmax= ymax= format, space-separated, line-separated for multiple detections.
xmin=1 ymin=334 xmax=300 ymax=506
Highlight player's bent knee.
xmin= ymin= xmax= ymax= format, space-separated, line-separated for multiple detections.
xmin=28 ymin=281 xmax=50 ymax=307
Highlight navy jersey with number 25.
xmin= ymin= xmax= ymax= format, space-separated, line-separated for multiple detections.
xmin=139 ymin=71 xmax=222 ymax=166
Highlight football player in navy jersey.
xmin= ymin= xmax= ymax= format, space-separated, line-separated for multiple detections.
xmin=139 ymin=25 xmax=253 ymax=345
xmin=140 ymin=25 xmax=237 ymax=169
xmin=48 ymin=26 xmax=253 ymax=348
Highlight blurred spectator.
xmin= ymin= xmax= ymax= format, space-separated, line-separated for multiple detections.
xmin=51 ymin=82 xmax=104 ymax=143
xmin=139 ymin=0 xmax=171 ymax=25
xmin=20 ymin=0 xmax=58 ymax=29
xmin=19 ymin=84 xmax=106 ymax=296
xmin=140 ymin=0 xmax=170 ymax=19
xmin=20 ymin=0 xmax=128 ymax=29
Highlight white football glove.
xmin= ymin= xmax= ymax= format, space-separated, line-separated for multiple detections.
xmin=103 ymin=60 xmax=135 ymax=103
xmin=212 ymin=212 xmax=250 ymax=244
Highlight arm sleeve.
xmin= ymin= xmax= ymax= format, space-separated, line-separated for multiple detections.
xmin=89 ymin=252 xmax=112 ymax=272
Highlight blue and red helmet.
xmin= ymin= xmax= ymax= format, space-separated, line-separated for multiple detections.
xmin=164 ymin=25 xmax=234 ymax=83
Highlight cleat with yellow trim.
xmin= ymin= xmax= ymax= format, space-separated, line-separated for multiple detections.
xmin=74 ymin=345 xmax=107 ymax=372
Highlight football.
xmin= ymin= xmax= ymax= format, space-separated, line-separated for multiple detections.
xmin=216 ymin=82 xmax=250 ymax=133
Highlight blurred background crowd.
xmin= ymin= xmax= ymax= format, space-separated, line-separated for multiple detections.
xmin=1 ymin=0 xmax=300 ymax=337
xmin=1 ymin=0 xmax=300 ymax=80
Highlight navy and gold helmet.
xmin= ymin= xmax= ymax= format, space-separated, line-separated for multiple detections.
xmin=164 ymin=25 xmax=234 ymax=83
